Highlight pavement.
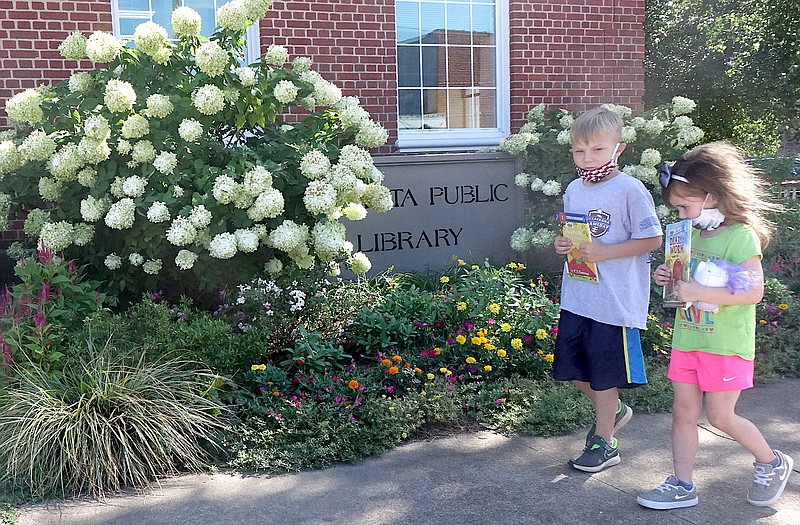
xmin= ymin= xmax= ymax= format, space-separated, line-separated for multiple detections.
xmin=15 ymin=379 xmax=800 ymax=525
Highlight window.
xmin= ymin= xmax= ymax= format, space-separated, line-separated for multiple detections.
xmin=111 ymin=0 xmax=261 ymax=64
xmin=396 ymin=0 xmax=509 ymax=151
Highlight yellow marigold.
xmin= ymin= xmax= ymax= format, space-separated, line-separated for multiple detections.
xmin=759 ymin=319 xmax=767 ymax=325
xmin=427 ymin=373 xmax=435 ymax=380
xmin=456 ymin=335 xmax=467 ymax=344
xmin=536 ymin=328 xmax=548 ymax=340
xmin=544 ymin=353 xmax=554 ymax=363
xmin=497 ymin=349 xmax=507 ymax=357
xmin=484 ymin=365 xmax=492 ymax=372
xmin=466 ymin=356 xmax=477 ymax=364
xmin=507 ymin=262 xmax=518 ymax=269
xmin=381 ymin=358 xmax=392 ymax=367
xmin=488 ymin=303 xmax=500 ymax=314
xmin=516 ymin=263 xmax=526 ymax=270
xmin=500 ymin=323 xmax=511 ymax=332
xmin=439 ymin=367 xmax=448 ymax=374
xmin=251 ymin=364 xmax=266 ymax=371
xmin=348 ymin=379 xmax=359 ymax=389
xmin=480 ymin=336 xmax=489 ymax=344
xmin=778 ymin=303 xmax=789 ymax=310
xmin=471 ymin=336 xmax=482 ymax=345
xmin=433 ymin=347 xmax=442 ymax=355
xmin=484 ymin=343 xmax=496 ymax=351
xmin=440 ymin=276 xmax=450 ymax=283
xmin=477 ymin=329 xmax=486 ymax=337
xmin=388 ymin=366 xmax=399 ymax=375
xmin=457 ymin=259 xmax=466 ymax=266
xmin=392 ymin=355 xmax=402 ymax=363
xmin=510 ymin=338 xmax=523 ymax=350
xmin=471 ymin=264 xmax=479 ymax=269
xmin=456 ymin=302 xmax=467 ymax=311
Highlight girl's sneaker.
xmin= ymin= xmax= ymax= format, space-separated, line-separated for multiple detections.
xmin=571 ymin=435 xmax=620 ymax=472
xmin=747 ymin=450 xmax=794 ymax=507
xmin=637 ymin=476 xmax=699 ymax=509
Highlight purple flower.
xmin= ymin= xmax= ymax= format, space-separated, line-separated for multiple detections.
xmin=387 ymin=386 xmax=395 ymax=394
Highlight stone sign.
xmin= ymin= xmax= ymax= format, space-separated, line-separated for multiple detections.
xmin=345 ymin=152 xmax=525 ymax=275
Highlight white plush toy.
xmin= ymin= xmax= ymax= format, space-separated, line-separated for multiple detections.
xmin=692 ymin=259 xmax=757 ymax=313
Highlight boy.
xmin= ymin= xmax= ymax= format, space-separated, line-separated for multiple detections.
xmin=553 ymin=108 xmax=663 ymax=472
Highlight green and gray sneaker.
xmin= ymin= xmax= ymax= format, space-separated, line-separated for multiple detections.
xmin=584 ymin=400 xmax=633 ymax=448
xmin=571 ymin=435 xmax=620 ymax=473
xmin=747 ymin=450 xmax=794 ymax=507
xmin=637 ymin=475 xmax=698 ymax=509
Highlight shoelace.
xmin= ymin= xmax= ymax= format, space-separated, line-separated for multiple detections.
xmin=753 ymin=464 xmax=776 ymax=486
xmin=655 ymin=481 xmax=680 ymax=493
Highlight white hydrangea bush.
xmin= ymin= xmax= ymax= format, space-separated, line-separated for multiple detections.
xmin=500 ymin=97 xmax=705 ymax=252
xmin=0 ymin=1 xmax=391 ymax=296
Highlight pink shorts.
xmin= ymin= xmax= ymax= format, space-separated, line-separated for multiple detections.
xmin=667 ymin=349 xmax=754 ymax=392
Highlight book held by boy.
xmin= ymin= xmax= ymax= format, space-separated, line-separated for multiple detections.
xmin=663 ymin=219 xmax=692 ymax=308
xmin=556 ymin=212 xmax=599 ymax=284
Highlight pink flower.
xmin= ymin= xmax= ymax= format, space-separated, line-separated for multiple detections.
xmin=34 ymin=305 xmax=47 ymax=329
xmin=523 ymin=335 xmax=533 ymax=343
xmin=487 ymin=318 xmax=495 ymax=324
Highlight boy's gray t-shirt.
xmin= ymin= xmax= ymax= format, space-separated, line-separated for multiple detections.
xmin=560 ymin=172 xmax=662 ymax=329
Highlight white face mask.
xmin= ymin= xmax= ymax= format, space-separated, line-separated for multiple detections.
xmin=691 ymin=194 xmax=725 ymax=230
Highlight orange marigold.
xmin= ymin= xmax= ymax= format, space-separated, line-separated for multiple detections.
xmin=381 ymin=359 xmax=392 ymax=367
xmin=348 ymin=379 xmax=359 ymax=389
xmin=388 ymin=366 xmax=400 ymax=375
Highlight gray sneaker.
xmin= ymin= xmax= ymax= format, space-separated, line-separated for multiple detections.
xmin=584 ymin=401 xmax=634 ymax=448
xmin=637 ymin=475 xmax=699 ymax=509
xmin=747 ymin=450 xmax=794 ymax=506
xmin=571 ymin=435 xmax=620 ymax=473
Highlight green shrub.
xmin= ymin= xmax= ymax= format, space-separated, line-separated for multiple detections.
xmin=0 ymin=341 xmax=228 ymax=498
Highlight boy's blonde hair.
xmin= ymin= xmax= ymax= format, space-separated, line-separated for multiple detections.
xmin=570 ymin=108 xmax=623 ymax=143
xmin=663 ymin=141 xmax=782 ymax=248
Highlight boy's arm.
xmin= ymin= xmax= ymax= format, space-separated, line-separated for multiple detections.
xmin=577 ymin=235 xmax=662 ymax=263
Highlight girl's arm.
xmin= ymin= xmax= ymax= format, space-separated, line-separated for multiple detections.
xmin=673 ymin=255 xmax=764 ymax=306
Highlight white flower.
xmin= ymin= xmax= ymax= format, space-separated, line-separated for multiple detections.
xmin=269 ymin=220 xmax=309 ymax=252
xmin=110 ymin=177 xmax=125 ymax=198
xmin=273 ymin=80 xmax=299 ymax=104
xmin=631 ymin=116 xmax=647 ymax=130
xmin=84 ymin=115 xmax=110 ymax=141
xmin=105 ymin=198 xmax=137 ymax=229
xmin=178 ymin=118 xmax=204 ymax=142
xmin=676 ymin=126 xmax=704 ymax=147
xmin=6 ymin=89 xmax=43 ymax=124
xmin=499 ymin=133 xmax=538 ymax=155
xmin=129 ymin=253 xmax=144 ymax=266
xmin=621 ymin=126 xmax=637 ymax=143
xmin=673 ymin=115 xmax=693 ymax=129
xmin=195 ymin=41 xmax=228 ymax=77
xmin=514 ymin=172 xmax=531 ymax=187
xmin=640 ymin=148 xmax=662 ymax=168
xmin=235 ymin=228 xmax=260 ymax=253
xmin=142 ymin=259 xmax=162 ymax=275
xmin=19 ymin=130 xmax=56 ymax=161
xmin=78 ymin=137 xmax=111 ymax=165
xmin=361 ymin=184 xmax=392 ymax=212
xmin=104 ymin=79 xmax=137 ymax=113
xmin=557 ymin=129 xmax=572 ymax=145
xmin=85 ymin=31 xmax=122 ymax=63
xmin=166 ymin=216 xmax=197 ymax=246
xmin=644 ymin=118 xmax=665 ymax=137
xmin=243 ymin=166 xmax=273 ymax=195
xmin=672 ymin=96 xmax=696 ymax=116
xmin=235 ymin=67 xmax=257 ymax=86
xmin=23 ymin=209 xmax=49 ymax=236
xmin=542 ymin=180 xmax=561 ymax=196
xmin=265 ymin=44 xmax=289 ymax=66
xmin=189 ymin=205 xmax=213 ymax=228
xmin=600 ymin=103 xmax=632 ymax=118
xmin=59 ymin=31 xmax=87 ymax=60
xmin=105 ymin=253 xmax=122 ymax=270
xmin=122 ymin=175 xmax=147 ymax=197
xmin=510 ymin=227 xmax=533 ymax=252
xmin=153 ymin=151 xmax=178 ymax=174
xmin=209 ymin=232 xmax=238 ymax=259
xmin=145 ymin=94 xmax=173 ymax=118
xmin=77 ymin=167 xmax=97 ymax=187
xmin=527 ymin=104 xmax=545 ymax=123
xmin=147 ymin=201 xmax=171 ymax=223
xmin=212 ymin=175 xmax=238 ymax=204
xmin=0 ymin=141 xmax=23 ymax=175
xmin=312 ymin=221 xmax=347 ymax=259
xmin=39 ymin=221 xmax=74 ymax=251
xmin=530 ymin=228 xmax=557 ymax=248
xmin=304 ymin=180 xmax=336 ymax=215
xmin=73 ymin=223 xmax=95 ymax=246
xmin=172 ymin=6 xmax=202 ymax=37
xmin=300 ymin=150 xmax=331 ymax=179
xmin=173 ymin=185 xmax=184 ymax=198
xmin=342 ymin=203 xmax=367 ymax=221
xmin=338 ymin=103 xmax=369 ymax=128
xmin=292 ymin=56 xmax=312 ymax=72
xmin=338 ymin=144 xmax=374 ymax=179
xmin=314 ymin=82 xmax=342 ymax=106
xmin=68 ymin=72 xmax=93 ymax=93
xmin=116 ymin=139 xmax=132 ymax=155
xmin=38 ymin=177 xmax=63 ymax=201
xmin=121 ymin=114 xmax=150 ymax=139
xmin=130 ymin=140 xmax=156 ymax=165
xmin=191 ymin=85 xmax=225 ymax=115
xmin=133 ymin=21 xmax=168 ymax=57
xmin=559 ymin=114 xmax=574 ymax=129
xmin=247 ymin=188 xmax=284 ymax=221
xmin=264 ymin=258 xmax=283 ymax=276
xmin=217 ymin=0 xmax=249 ymax=31
xmin=349 ymin=252 xmax=371 ymax=274
xmin=530 ymin=178 xmax=544 ymax=191
xmin=80 ymin=195 xmax=109 ymax=222
xmin=46 ymin=143 xmax=81 ymax=180
xmin=175 ymin=250 xmax=198 ymax=270
xmin=355 ymin=120 xmax=389 ymax=148
xmin=656 ymin=204 xmax=671 ymax=219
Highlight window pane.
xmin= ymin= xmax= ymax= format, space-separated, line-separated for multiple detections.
xmin=397 ymin=46 xmax=422 ymax=87
xmin=473 ymin=46 xmax=495 ymax=87
xmin=445 ymin=3 xmax=470 ymax=44
xmin=420 ymin=2 xmax=445 ymax=42
xmin=396 ymin=2 xmax=419 ymax=43
xmin=186 ymin=0 xmax=216 ymax=38
xmin=118 ymin=0 xmax=147 ymax=10
xmin=477 ymin=88 xmax=496 ymax=127
xmin=398 ymin=89 xmax=422 ymax=129
xmin=447 ymin=47 xmax=472 ymax=87
xmin=420 ymin=45 xmax=442 ymax=87
xmin=151 ymin=0 xmax=174 ymax=30
xmin=422 ymin=88 xmax=447 ymax=129
xmin=472 ymin=5 xmax=495 ymax=45
xmin=447 ymin=88 xmax=472 ymax=128
xmin=119 ymin=17 xmax=149 ymax=37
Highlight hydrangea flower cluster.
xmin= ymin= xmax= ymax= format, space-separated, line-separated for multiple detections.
xmin=0 ymin=1 xmax=390 ymax=296
xmin=501 ymin=99 xmax=705 ymax=253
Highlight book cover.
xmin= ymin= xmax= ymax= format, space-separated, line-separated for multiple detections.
xmin=556 ymin=212 xmax=599 ymax=284
xmin=663 ymin=219 xmax=693 ymax=308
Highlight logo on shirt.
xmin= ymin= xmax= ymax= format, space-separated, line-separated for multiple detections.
xmin=587 ymin=209 xmax=611 ymax=237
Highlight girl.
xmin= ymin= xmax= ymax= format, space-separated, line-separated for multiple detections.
xmin=637 ymin=142 xmax=792 ymax=509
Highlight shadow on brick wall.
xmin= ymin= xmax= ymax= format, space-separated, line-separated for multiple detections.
xmin=0 ymin=242 xmax=17 ymax=287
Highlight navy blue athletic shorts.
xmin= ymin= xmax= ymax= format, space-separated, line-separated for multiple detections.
xmin=552 ymin=309 xmax=647 ymax=390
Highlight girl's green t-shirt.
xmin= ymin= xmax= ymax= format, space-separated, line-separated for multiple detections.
xmin=671 ymin=223 xmax=761 ymax=360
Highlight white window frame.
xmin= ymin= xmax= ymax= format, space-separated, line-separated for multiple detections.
xmin=396 ymin=0 xmax=510 ymax=152
xmin=110 ymin=1 xmax=261 ymax=65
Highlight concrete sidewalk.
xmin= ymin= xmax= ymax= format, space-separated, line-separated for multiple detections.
xmin=17 ymin=379 xmax=800 ymax=525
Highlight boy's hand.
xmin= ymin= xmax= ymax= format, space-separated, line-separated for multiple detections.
xmin=653 ymin=264 xmax=672 ymax=286
xmin=554 ymin=235 xmax=573 ymax=255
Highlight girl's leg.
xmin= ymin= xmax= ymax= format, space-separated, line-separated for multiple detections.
xmin=705 ymin=390 xmax=775 ymax=463
xmin=672 ymin=381 xmax=703 ymax=483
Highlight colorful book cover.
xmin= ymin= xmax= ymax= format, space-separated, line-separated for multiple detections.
xmin=663 ymin=219 xmax=692 ymax=308
xmin=557 ymin=212 xmax=599 ymax=284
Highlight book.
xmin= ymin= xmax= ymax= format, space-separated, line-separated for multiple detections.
xmin=556 ymin=212 xmax=599 ymax=284
xmin=663 ymin=219 xmax=693 ymax=308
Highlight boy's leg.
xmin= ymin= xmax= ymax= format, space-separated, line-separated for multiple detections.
xmin=672 ymin=381 xmax=703 ymax=483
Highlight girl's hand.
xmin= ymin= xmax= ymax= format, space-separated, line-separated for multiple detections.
xmin=554 ymin=235 xmax=573 ymax=255
xmin=672 ymin=279 xmax=705 ymax=303
xmin=653 ymin=264 xmax=672 ymax=286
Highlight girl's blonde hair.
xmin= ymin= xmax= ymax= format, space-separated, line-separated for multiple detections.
xmin=663 ymin=141 xmax=782 ymax=248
